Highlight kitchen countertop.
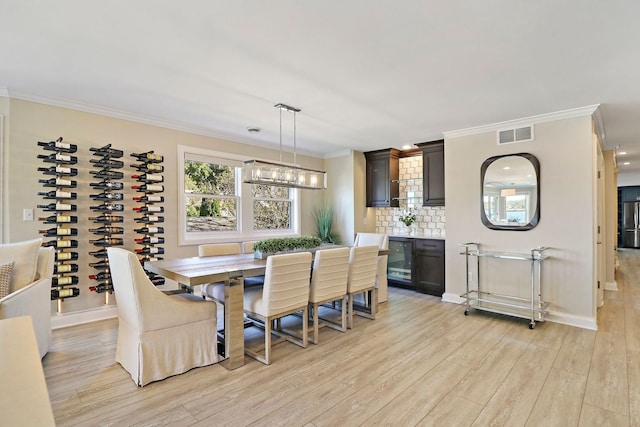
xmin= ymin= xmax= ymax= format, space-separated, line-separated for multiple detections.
xmin=390 ymin=232 xmax=445 ymax=240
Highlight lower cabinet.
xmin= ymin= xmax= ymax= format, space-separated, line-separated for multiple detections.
xmin=388 ymin=236 xmax=445 ymax=297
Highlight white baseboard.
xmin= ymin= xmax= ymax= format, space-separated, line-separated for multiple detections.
xmin=544 ymin=310 xmax=597 ymax=331
xmin=441 ymin=292 xmax=466 ymax=304
xmin=605 ymin=281 xmax=618 ymax=291
xmin=51 ymin=305 xmax=118 ymax=330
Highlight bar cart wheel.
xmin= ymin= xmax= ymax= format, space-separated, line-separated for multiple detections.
xmin=464 ymin=309 xmax=470 ymax=316
xmin=529 ymin=321 xmax=535 ymax=329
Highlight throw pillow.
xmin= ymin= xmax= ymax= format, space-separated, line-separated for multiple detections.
xmin=0 ymin=261 xmax=15 ymax=299
xmin=0 ymin=238 xmax=42 ymax=292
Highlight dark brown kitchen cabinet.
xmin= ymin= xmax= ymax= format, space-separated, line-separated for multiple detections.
xmin=416 ymin=140 xmax=445 ymax=206
xmin=364 ymin=149 xmax=400 ymax=207
xmin=414 ymin=238 xmax=445 ymax=297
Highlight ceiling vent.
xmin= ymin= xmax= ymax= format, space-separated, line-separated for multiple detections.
xmin=497 ymin=125 xmax=534 ymax=145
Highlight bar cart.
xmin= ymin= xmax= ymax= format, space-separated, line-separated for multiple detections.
xmin=460 ymin=243 xmax=549 ymax=329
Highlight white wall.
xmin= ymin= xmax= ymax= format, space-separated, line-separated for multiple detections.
xmin=324 ymin=152 xmax=356 ymax=245
xmin=444 ymin=116 xmax=597 ymax=328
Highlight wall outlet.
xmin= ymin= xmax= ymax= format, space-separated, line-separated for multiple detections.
xmin=23 ymin=208 xmax=33 ymax=222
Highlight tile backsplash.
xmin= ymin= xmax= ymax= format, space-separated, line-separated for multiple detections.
xmin=375 ymin=155 xmax=446 ymax=237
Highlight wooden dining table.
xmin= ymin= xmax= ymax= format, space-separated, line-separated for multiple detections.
xmin=146 ymin=247 xmax=389 ymax=370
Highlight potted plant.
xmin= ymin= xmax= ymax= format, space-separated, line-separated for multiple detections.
xmin=253 ymin=236 xmax=323 ymax=259
xmin=399 ymin=208 xmax=417 ymax=234
xmin=314 ymin=205 xmax=341 ymax=244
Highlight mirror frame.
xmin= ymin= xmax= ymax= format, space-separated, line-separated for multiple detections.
xmin=480 ymin=152 xmax=540 ymax=231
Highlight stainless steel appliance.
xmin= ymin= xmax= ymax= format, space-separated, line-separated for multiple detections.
xmin=624 ymin=201 xmax=640 ymax=248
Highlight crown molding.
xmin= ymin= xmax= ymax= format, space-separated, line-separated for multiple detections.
xmin=443 ymin=104 xmax=601 ymax=139
xmin=7 ymin=90 xmax=324 ymax=158
xmin=324 ymin=149 xmax=352 ymax=159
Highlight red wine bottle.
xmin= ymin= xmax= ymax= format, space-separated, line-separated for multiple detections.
xmin=90 ymin=203 xmax=124 ymax=212
xmin=90 ymin=170 xmax=124 ymax=180
xmin=90 ymin=158 xmax=124 ymax=168
xmin=39 ymin=227 xmax=78 ymax=237
xmin=90 ymin=237 xmax=124 ymax=246
xmin=135 ymin=236 xmax=165 ymax=244
xmin=135 ymin=247 xmax=165 ymax=255
xmin=54 ymin=263 xmax=79 ymax=274
xmin=132 ymin=173 xmax=164 ymax=183
xmin=51 ymin=287 xmax=80 ymax=299
xmin=88 ymin=272 xmax=111 ymax=280
xmin=89 ymin=215 xmax=124 ymax=223
xmin=134 ymin=226 xmax=164 ymax=234
xmin=37 ymin=153 xmax=78 ymax=164
xmin=89 ymin=260 xmax=110 ymax=269
xmin=134 ymin=215 xmax=164 ymax=223
xmin=138 ymin=255 xmax=163 ymax=263
xmin=90 ymin=181 xmax=124 ymax=190
xmin=89 ymin=283 xmax=112 ymax=293
xmin=43 ymin=239 xmax=78 ymax=248
xmin=149 ymin=276 xmax=166 ymax=286
xmin=133 ymin=205 xmax=164 ymax=213
xmin=38 ymin=215 xmax=78 ymax=224
xmin=132 ymin=184 xmax=164 ymax=193
xmin=89 ymin=249 xmax=108 ymax=258
xmin=133 ymin=195 xmax=164 ymax=203
xmin=131 ymin=151 xmax=164 ymax=162
xmin=131 ymin=163 xmax=164 ymax=173
xmin=56 ymin=251 xmax=79 ymax=261
xmin=52 ymin=276 xmax=79 ymax=286
xmin=38 ymin=177 xmax=77 ymax=188
xmin=90 ymin=144 xmax=124 ymax=158
xmin=89 ymin=226 xmax=124 ymax=235
xmin=37 ymin=190 xmax=77 ymax=199
xmin=37 ymin=202 xmax=77 ymax=211
xmin=90 ymin=192 xmax=123 ymax=201
xmin=38 ymin=166 xmax=78 ymax=176
xmin=38 ymin=138 xmax=77 ymax=153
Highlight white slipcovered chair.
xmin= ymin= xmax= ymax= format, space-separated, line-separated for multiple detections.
xmin=308 ymin=247 xmax=350 ymax=344
xmin=347 ymin=245 xmax=379 ymax=329
xmin=243 ymin=251 xmax=312 ymax=365
xmin=354 ymin=232 xmax=389 ymax=303
xmin=107 ymin=248 xmax=218 ymax=386
xmin=0 ymin=241 xmax=54 ymax=359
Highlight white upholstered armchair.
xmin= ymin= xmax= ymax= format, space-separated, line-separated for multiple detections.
xmin=107 ymin=248 xmax=219 ymax=386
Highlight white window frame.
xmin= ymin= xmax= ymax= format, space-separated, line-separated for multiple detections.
xmin=177 ymin=145 xmax=300 ymax=246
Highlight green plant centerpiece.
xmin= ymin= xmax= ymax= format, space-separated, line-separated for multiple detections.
xmin=252 ymin=236 xmax=323 ymax=259
xmin=314 ymin=205 xmax=341 ymax=244
xmin=399 ymin=208 xmax=417 ymax=234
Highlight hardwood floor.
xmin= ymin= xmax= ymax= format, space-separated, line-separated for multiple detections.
xmin=44 ymin=250 xmax=640 ymax=426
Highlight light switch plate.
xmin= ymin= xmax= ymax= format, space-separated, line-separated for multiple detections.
xmin=23 ymin=208 xmax=33 ymax=222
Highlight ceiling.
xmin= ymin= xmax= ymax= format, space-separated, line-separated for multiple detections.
xmin=2 ymin=1 xmax=640 ymax=181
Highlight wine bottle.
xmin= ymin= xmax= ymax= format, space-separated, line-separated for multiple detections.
xmin=133 ymin=195 xmax=164 ymax=203
xmin=54 ymin=263 xmax=79 ymax=274
xmin=89 ymin=283 xmax=112 ymax=293
xmin=88 ymin=272 xmax=111 ymax=280
xmin=138 ymin=255 xmax=162 ymax=264
xmin=38 ymin=138 xmax=77 ymax=153
xmin=90 ymin=181 xmax=124 ymax=190
xmin=133 ymin=226 xmax=164 ymax=234
xmin=135 ymin=236 xmax=165 ymax=244
xmin=134 ymin=215 xmax=164 ymax=223
xmin=38 ymin=166 xmax=78 ymax=176
xmin=38 ymin=177 xmax=77 ymax=188
xmin=51 ymin=287 xmax=80 ymax=299
xmin=89 ymin=249 xmax=108 ymax=258
xmin=90 ymin=170 xmax=124 ymax=180
xmin=149 ymin=276 xmax=166 ymax=286
xmin=43 ymin=239 xmax=78 ymax=248
xmin=56 ymin=251 xmax=79 ymax=261
xmin=37 ymin=153 xmax=78 ymax=164
xmin=39 ymin=227 xmax=78 ymax=237
xmin=90 ymin=144 xmax=124 ymax=158
xmin=52 ymin=276 xmax=79 ymax=286
xmin=90 ymin=158 xmax=124 ymax=168
xmin=88 ymin=215 xmax=124 ymax=223
xmin=131 ymin=151 xmax=164 ymax=162
xmin=90 ymin=203 xmax=124 ymax=212
xmin=90 ymin=192 xmax=124 ymax=201
xmin=133 ymin=206 xmax=164 ymax=213
xmin=89 ymin=260 xmax=110 ymax=269
xmin=89 ymin=226 xmax=124 ymax=235
xmin=135 ymin=247 xmax=165 ymax=255
xmin=131 ymin=163 xmax=164 ymax=173
xmin=90 ymin=237 xmax=124 ymax=246
xmin=38 ymin=215 xmax=78 ymax=224
xmin=37 ymin=190 xmax=77 ymax=199
xmin=37 ymin=203 xmax=77 ymax=212
xmin=132 ymin=184 xmax=164 ymax=193
xmin=132 ymin=173 xmax=164 ymax=183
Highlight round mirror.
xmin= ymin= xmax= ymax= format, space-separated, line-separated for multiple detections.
xmin=480 ymin=153 xmax=540 ymax=230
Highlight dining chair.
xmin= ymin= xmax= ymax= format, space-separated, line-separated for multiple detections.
xmin=308 ymin=247 xmax=350 ymax=344
xmin=243 ymin=251 xmax=312 ymax=365
xmin=199 ymin=242 xmax=242 ymax=303
xmin=346 ymin=245 xmax=379 ymax=329
xmin=107 ymin=248 xmax=218 ymax=386
xmin=354 ymin=232 xmax=389 ymax=303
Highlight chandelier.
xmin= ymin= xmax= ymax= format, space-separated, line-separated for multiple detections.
xmin=243 ymin=103 xmax=327 ymax=190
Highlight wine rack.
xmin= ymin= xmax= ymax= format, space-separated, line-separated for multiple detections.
xmin=131 ymin=151 xmax=166 ymax=286
xmin=88 ymin=144 xmax=125 ymax=295
xmin=36 ymin=137 xmax=81 ymax=303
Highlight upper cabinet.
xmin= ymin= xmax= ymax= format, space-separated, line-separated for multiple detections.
xmin=364 ymin=149 xmax=400 ymax=207
xmin=416 ymin=140 xmax=445 ymax=206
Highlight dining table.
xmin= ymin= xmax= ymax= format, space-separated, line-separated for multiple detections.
xmin=145 ymin=247 xmax=389 ymax=370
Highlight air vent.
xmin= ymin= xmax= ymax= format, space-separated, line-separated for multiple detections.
xmin=497 ymin=125 xmax=534 ymax=145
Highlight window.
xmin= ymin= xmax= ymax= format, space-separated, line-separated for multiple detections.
xmin=178 ymin=145 xmax=299 ymax=245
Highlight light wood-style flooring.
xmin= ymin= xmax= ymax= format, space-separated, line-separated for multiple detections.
xmin=44 ymin=249 xmax=640 ymax=426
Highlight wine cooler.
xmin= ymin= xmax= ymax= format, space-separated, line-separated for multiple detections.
xmin=37 ymin=137 xmax=80 ymax=308
xmin=131 ymin=151 xmax=165 ymax=286
xmin=88 ymin=144 xmax=125 ymax=297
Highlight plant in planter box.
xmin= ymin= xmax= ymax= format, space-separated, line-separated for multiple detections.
xmin=253 ymin=236 xmax=322 ymax=259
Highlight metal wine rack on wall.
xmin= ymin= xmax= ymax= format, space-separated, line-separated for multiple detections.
xmin=88 ymin=144 xmax=125 ymax=297
xmin=36 ymin=137 xmax=80 ymax=309
xmin=131 ymin=151 xmax=165 ymax=286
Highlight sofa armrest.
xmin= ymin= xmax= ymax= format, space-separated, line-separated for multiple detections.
xmin=0 ymin=277 xmax=52 ymax=358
